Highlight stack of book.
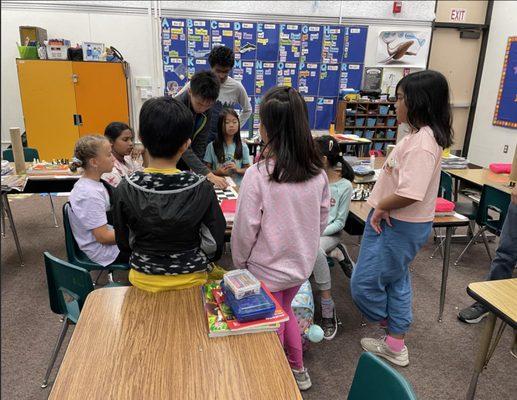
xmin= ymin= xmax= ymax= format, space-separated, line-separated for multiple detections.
xmin=201 ymin=281 xmax=288 ymax=338
xmin=441 ymin=154 xmax=469 ymax=169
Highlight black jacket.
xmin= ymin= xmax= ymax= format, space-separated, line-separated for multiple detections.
xmin=175 ymin=91 xmax=211 ymax=176
xmin=112 ymin=170 xmax=225 ymax=275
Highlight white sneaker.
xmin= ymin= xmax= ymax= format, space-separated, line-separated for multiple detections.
xmin=292 ymin=367 xmax=312 ymax=391
xmin=360 ymin=337 xmax=409 ymax=367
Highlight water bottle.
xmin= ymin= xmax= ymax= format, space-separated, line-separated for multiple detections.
xmin=370 ymin=153 xmax=376 ymax=170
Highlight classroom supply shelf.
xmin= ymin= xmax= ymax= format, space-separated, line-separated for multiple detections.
xmin=16 ymin=59 xmax=130 ymax=160
xmin=336 ymin=100 xmax=398 ymax=153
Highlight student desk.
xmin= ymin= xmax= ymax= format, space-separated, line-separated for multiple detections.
xmin=345 ymin=158 xmax=470 ymax=321
xmin=466 ymin=279 xmax=517 ymax=400
xmin=49 ymin=286 xmax=302 ymax=400
xmin=445 ymin=167 xmax=512 ymax=200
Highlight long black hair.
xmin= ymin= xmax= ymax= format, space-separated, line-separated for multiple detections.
xmin=396 ymin=70 xmax=453 ymax=148
xmin=104 ymin=122 xmax=132 ymax=143
xmin=214 ymin=108 xmax=243 ymax=164
xmin=259 ymin=86 xmax=323 ymax=183
xmin=315 ymin=135 xmax=354 ymax=181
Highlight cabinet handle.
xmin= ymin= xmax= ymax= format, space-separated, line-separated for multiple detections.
xmin=73 ymin=114 xmax=83 ymax=126
xmin=72 ymin=74 xmax=78 ymax=83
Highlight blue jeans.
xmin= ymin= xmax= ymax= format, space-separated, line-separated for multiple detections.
xmin=488 ymin=202 xmax=517 ymax=280
xmin=350 ymin=211 xmax=432 ymax=334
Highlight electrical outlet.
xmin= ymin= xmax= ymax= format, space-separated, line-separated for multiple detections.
xmin=503 ymin=145 xmax=509 ymax=153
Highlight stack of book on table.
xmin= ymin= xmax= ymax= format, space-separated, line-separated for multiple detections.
xmin=441 ymin=154 xmax=469 ymax=169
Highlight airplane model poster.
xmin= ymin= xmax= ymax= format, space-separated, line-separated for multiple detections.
xmin=376 ymin=30 xmax=430 ymax=68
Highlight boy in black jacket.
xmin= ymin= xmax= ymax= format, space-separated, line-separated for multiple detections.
xmin=113 ymin=96 xmax=226 ymax=292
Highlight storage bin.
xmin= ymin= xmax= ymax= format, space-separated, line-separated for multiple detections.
xmin=374 ymin=142 xmax=384 ymax=151
xmin=356 ymin=117 xmax=365 ymax=126
xmin=354 ymin=130 xmax=363 ymax=137
xmin=46 ymin=44 xmax=69 ymax=60
xmin=386 ymin=129 xmax=396 ymax=139
xmin=366 ymin=118 xmax=376 ymax=127
xmin=379 ymin=105 xmax=389 ymax=115
xmin=17 ymin=46 xmax=38 ymax=59
xmin=364 ymin=130 xmax=375 ymax=139
xmin=387 ymin=117 xmax=397 ymax=127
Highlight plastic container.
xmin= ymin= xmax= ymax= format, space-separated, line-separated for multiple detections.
xmin=366 ymin=118 xmax=376 ymax=127
xmin=222 ymin=283 xmax=276 ymax=322
xmin=386 ymin=129 xmax=396 ymax=139
xmin=356 ymin=117 xmax=365 ymax=126
xmin=379 ymin=105 xmax=389 ymax=115
xmin=364 ymin=130 xmax=375 ymax=139
xmin=46 ymin=44 xmax=69 ymax=60
xmin=17 ymin=46 xmax=39 ymax=59
xmin=223 ymin=269 xmax=260 ymax=300
xmin=387 ymin=118 xmax=397 ymax=127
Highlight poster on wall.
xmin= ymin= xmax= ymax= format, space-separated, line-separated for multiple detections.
xmin=187 ymin=19 xmax=211 ymax=58
xmin=234 ymin=22 xmax=257 ymax=60
xmin=164 ymin=58 xmax=188 ymax=96
xmin=210 ymin=20 xmax=234 ymax=49
xmin=493 ymin=36 xmax=517 ymax=129
xmin=376 ymin=30 xmax=430 ymax=68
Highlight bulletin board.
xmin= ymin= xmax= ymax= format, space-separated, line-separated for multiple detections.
xmin=161 ymin=18 xmax=368 ymax=131
xmin=493 ymin=36 xmax=517 ymax=129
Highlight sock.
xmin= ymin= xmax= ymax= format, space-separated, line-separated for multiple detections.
xmin=321 ymin=297 xmax=335 ymax=319
xmin=385 ymin=335 xmax=405 ymax=353
xmin=379 ymin=319 xmax=388 ymax=328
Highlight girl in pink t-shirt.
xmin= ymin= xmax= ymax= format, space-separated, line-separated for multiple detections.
xmin=350 ymin=71 xmax=454 ymax=367
xmin=231 ymin=86 xmax=329 ymax=391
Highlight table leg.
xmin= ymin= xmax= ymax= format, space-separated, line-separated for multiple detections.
xmin=454 ymin=178 xmax=460 ymax=202
xmin=2 ymin=193 xmax=24 ymax=267
xmin=438 ymin=226 xmax=453 ymax=322
xmin=466 ymin=313 xmax=497 ymax=400
xmin=1 ymin=202 xmax=5 ymax=237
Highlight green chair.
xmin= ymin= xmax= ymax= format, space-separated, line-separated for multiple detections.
xmin=454 ymin=185 xmax=511 ymax=265
xmin=348 ymin=352 xmax=417 ymax=400
xmin=63 ymin=202 xmax=129 ymax=283
xmin=41 ymin=252 xmax=95 ymax=388
xmin=2 ymin=147 xmax=59 ymax=228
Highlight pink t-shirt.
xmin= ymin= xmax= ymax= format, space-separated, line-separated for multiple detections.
xmin=231 ymin=161 xmax=330 ymax=292
xmin=367 ymin=126 xmax=442 ymax=223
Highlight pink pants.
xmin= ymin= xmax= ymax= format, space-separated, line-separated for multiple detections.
xmin=272 ymin=285 xmax=303 ymax=370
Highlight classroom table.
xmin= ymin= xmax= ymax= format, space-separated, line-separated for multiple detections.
xmin=466 ymin=278 xmax=517 ymax=400
xmin=445 ymin=167 xmax=513 ymax=200
xmin=345 ymin=157 xmax=470 ymax=322
xmin=49 ymin=286 xmax=302 ymax=400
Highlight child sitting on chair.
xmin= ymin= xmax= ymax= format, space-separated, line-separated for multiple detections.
xmin=68 ymin=135 xmax=128 ymax=266
xmin=112 ymin=96 xmax=226 ymax=293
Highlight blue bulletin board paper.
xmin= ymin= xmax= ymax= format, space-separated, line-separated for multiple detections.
xmin=493 ymin=37 xmax=517 ymax=129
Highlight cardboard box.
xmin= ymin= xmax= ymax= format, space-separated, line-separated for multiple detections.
xmin=19 ymin=26 xmax=47 ymax=45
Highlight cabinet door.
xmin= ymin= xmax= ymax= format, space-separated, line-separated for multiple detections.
xmin=16 ymin=60 xmax=79 ymax=160
xmin=72 ymin=62 xmax=129 ymax=137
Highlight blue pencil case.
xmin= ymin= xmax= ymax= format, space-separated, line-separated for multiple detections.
xmin=221 ymin=282 xmax=276 ymax=322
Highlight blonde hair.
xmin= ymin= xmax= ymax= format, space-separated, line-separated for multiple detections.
xmin=69 ymin=135 xmax=108 ymax=172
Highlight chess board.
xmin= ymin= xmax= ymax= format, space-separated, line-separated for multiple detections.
xmin=27 ymin=160 xmax=73 ymax=176
xmin=215 ymin=187 xmax=238 ymax=203
xmin=351 ymin=184 xmax=373 ymax=201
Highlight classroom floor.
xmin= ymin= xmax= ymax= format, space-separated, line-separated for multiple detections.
xmin=1 ymin=195 xmax=516 ymax=400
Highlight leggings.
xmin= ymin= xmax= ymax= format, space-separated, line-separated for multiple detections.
xmin=272 ymin=285 xmax=303 ymax=370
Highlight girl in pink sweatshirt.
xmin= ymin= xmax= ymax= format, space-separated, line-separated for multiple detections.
xmin=231 ymin=86 xmax=330 ymax=391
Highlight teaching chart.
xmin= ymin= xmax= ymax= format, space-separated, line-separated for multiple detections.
xmin=162 ymin=18 xmax=368 ymax=131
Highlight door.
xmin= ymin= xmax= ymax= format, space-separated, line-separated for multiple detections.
xmin=72 ymin=62 xmax=130 ymax=137
xmin=428 ymin=1 xmax=488 ymax=152
xmin=16 ymin=60 xmax=79 ymax=160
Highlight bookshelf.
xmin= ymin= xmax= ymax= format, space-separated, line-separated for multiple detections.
xmin=335 ymin=100 xmax=398 ymax=153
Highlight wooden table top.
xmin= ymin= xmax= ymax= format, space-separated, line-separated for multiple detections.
xmin=445 ymin=168 xmax=512 ymax=194
xmin=467 ymin=278 xmax=517 ymax=328
xmin=49 ymin=287 xmax=302 ymax=400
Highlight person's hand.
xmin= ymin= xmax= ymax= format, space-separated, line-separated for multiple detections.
xmin=370 ymin=208 xmax=392 ymax=234
xmin=131 ymin=144 xmax=144 ymax=160
xmin=215 ymin=165 xmax=231 ymax=176
xmin=511 ymin=185 xmax=517 ymax=205
xmin=225 ymin=162 xmax=237 ymax=172
xmin=207 ymin=172 xmax=228 ymax=189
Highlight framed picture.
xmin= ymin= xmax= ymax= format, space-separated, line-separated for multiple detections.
xmin=82 ymin=42 xmax=105 ymax=62
xmin=493 ymin=36 xmax=517 ymax=129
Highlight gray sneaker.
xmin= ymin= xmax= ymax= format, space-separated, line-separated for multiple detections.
xmin=458 ymin=302 xmax=489 ymax=324
xmin=292 ymin=367 xmax=312 ymax=391
xmin=361 ymin=337 xmax=409 ymax=367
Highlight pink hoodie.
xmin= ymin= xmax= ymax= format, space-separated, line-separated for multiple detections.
xmin=231 ymin=161 xmax=330 ymax=292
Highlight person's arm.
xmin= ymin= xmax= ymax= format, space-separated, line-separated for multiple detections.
xmin=231 ymin=170 xmax=262 ymax=268
xmin=174 ymin=81 xmax=190 ymax=98
xmin=235 ymin=144 xmax=251 ymax=175
xmin=92 ymin=226 xmax=116 ymax=245
xmin=511 ymin=186 xmax=517 ymax=205
xmin=323 ymin=182 xmax=352 ymax=236
xmin=112 ymin=185 xmax=132 ymax=254
xmin=200 ymin=186 xmax=226 ymax=262
xmin=320 ymin=176 xmax=331 ymax=234
xmin=237 ymin=83 xmax=252 ymax=128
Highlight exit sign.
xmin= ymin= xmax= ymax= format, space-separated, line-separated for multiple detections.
xmin=450 ymin=8 xmax=467 ymax=22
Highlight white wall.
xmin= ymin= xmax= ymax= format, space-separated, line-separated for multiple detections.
xmin=1 ymin=0 xmax=435 ymax=145
xmin=467 ymin=1 xmax=517 ymax=167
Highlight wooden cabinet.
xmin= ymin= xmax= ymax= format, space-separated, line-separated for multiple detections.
xmin=16 ymin=59 xmax=129 ymax=160
xmin=336 ymin=100 xmax=398 ymax=153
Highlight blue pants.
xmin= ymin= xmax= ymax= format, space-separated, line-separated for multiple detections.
xmin=350 ymin=211 xmax=432 ymax=334
xmin=488 ymin=202 xmax=517 ymax=280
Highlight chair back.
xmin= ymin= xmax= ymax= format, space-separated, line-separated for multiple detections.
xmin=2 ymin=147 xmax=39 ymax=162
xmin=43 ymin=252 xmax=94 ymax=323
xmin=476 ymin=185 xmax=511 ymax=235
xmin=438 ymin=171 xmax=453 ymax=201
xmin=348 ymin=352 xmax=417 ymax=400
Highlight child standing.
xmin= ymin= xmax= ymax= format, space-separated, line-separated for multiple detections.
xmin=112 ymin=97 xmax=226 ymax=293
xmin=204 ymin=108 xmax=251 ymax=185
xmin=350 ymin=70 xmax=453 ymax=366
xmin=102 ymin=122 xmax=143 ymax=187
xmin=68 ymin=135 xmax=128 ymax=266
xmin=231 ymin=86 xmax=330 ymax=391
xmin=313 ymin=135 xmax=354 ymax=340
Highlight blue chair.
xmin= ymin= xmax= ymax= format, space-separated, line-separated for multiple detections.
xmin=348 ymin=352 xmax=417 ymax=400
xmin=41 ymin=252 xmax=95 ymax=388
xmin=62 ymin=202 xmax=129 ymax=284
xmin=2 ymin=147 xmax=58 ymax=228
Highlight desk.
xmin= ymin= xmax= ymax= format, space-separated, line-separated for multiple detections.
xmin=347 ymin=196 xmax=470 ymax=322
xmin=466 ymin=279 xmax=517 ymax=400
xmin=445 ymin=167 xmax=512 ymax=199
xmin=49 ymin=287 xmax=302 ymax=400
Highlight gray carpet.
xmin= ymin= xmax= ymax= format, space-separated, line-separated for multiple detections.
xmin=1 ymin=195 xmax=515 ymax=399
